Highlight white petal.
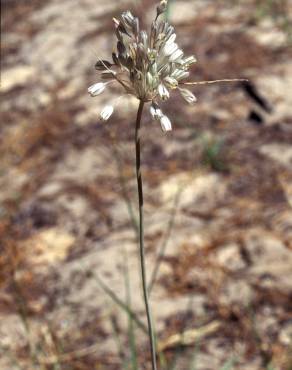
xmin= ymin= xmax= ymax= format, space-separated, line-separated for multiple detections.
xmin=179 ymin=88 xmax=197 ymax=104
xmin=163 ymin=42 xmax=178 ymax=57
xmin=160 ymin=115 xmax=172 ymax=132
xmin=171 ymin=70 xmax=190 ymax=81
xmin=169 ymin=49 xmax=184 ymax=62
xmin=100 ymin=105 xmax=114 ymax=121
xmin=158 ymin=84 xmax=170 ymax=100
xmin=88 ymin=82 xmax=106 ymax=97
xmin=164 ymin=76 xmax=178 ymax=89
xmin=166 ymin=33 xmax=176 ymax=44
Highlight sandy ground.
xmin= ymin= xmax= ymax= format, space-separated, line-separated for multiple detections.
xmin=1 ymin=0 xmax=292 ymax=369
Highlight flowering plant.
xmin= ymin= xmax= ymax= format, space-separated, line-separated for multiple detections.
xmin=88 ymin=2 xmax=244 ymax=369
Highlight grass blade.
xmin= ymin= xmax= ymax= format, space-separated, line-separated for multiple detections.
xmin=109 ymin=312 xmax=125 ymax=366
xmin=124 ymin=250 xmax=138 ymax=370
xmin=94 ymin=273 xmax=148 ymax=334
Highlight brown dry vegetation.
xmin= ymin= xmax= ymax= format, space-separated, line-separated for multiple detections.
xmin=1 ymin=0 xmax=292 ymax=369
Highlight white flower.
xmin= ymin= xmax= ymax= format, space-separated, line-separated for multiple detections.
xmin=88 ymin=82 xmax=106 ymax=97
xmin=158 ymin=84 xmax=170 ymax=100
xmin=100 ymin=105 xmax=114 ymax=121
xmin=164 ymin=76 xmax=178 ymax=89
xmin=160 ymin=115 xmax=172 ymax=132
xmin=183 ymin=55 xmax=197 ymax=66
xmin=150 ymin=104 xmax=163 ymax=120
xmin=179 ymin=88 xmax=197 ymax=104
xmin=163 ymin=42 xmax=178 ymax=57
xmin=171 ymin=70 xmax=190 ymax=81
xmin=169 ymin=48 xmax=184 ymax=62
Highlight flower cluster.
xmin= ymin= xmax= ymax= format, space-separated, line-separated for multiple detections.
xmin=88 ymin=0 xmax=197 ymax=132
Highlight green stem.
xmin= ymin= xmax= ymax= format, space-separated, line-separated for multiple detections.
xmin=135 ymin=100 xmax=157 ymax=370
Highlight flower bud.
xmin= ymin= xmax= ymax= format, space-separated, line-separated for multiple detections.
xmin=164 ymin=76 xmax=178 ymax=89
xmin=100 ymin=105 xmax=114 ymax=121
xmin=171 ymin=69 xmax=190 ymax=81
xmin=179 ymin=88 xmax=197 ymax=104
xmin=159 ymin=115 xmax=172 ymax=132
xmin=158 ymin=84 xmax=170 ymax=100
xmin=121 ymin=11 xmax=135 ymax=28
xmin=157 ymin=0 xmax=168 ymax=17
xmin=150 ymin=104 xmax=163 ymax=120
xmin=133 ymin=18 xmax=140 ymax=37
xmin=183 ymin=55 xmax=197 ymax=66
xmin=88 ymin=82 xmax=106 ymax=97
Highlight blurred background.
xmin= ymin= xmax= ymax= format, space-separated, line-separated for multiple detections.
xmin=1 ymin=0 xmax=292 ymax=369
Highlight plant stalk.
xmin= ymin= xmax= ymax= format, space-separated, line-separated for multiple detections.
xmin=135 ymin=99 xmax=157 ymax=370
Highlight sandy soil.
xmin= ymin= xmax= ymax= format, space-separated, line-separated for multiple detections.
xmin=1 ymin=0 xmax=292 ymax=369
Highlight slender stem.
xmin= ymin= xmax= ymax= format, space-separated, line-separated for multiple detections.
xmin=180 ymin=78 xmax=248 ymax=86
xmin=135 ymin=100 xmax=157 ymax=370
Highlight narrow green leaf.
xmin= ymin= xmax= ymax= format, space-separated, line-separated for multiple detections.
xmin=124 ymin=250 xmax=138 ymax=370
xmin=94 ymin=273 xmax=148 ymax=334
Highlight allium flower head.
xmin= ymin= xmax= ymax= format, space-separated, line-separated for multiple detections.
xmin=88 ymin=1 xmax=242 ymax=132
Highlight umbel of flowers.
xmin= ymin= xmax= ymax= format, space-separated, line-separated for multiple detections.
xmin=88 ymin=0 xmax=197 ymax=132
